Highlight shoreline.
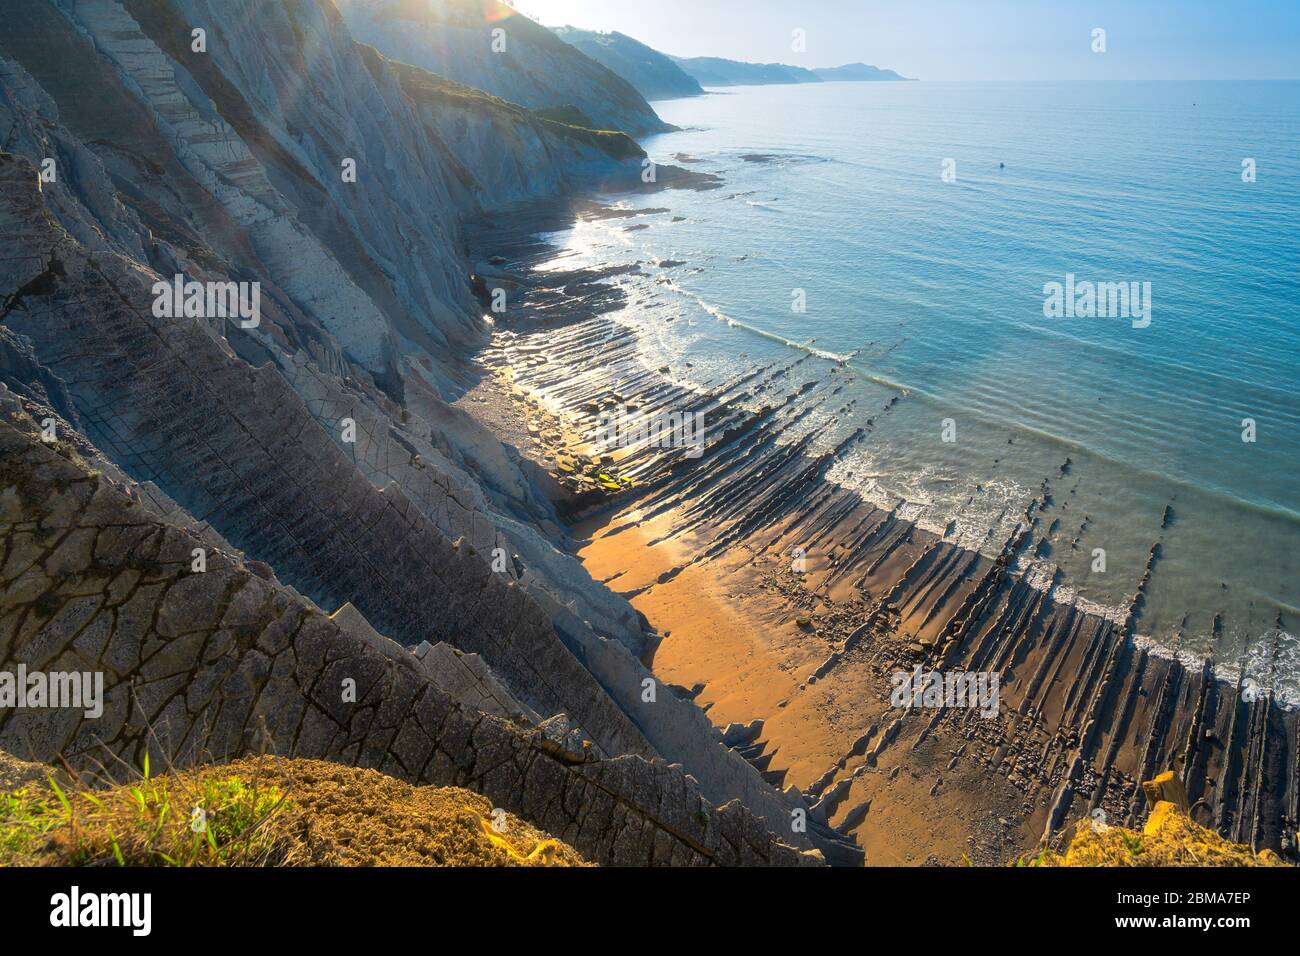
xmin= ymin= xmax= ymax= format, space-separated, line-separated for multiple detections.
xmin=457 ymin=197 xmax=1300 ymax=864
xmin=461 ymin=339 xmax=1052 ymax=863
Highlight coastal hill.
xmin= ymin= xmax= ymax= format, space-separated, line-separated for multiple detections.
xmin=672 ymin=56 xmax=913 ymax=87
xmin=813 ymin=62 xmax=914 ymax=82
xmin=334 ymin=0 xmax=671 ymax=134
xmin=552 ymin=26 xmax=705 ymax=101
xmin=544 ymin=27 xmax=912 ymax=99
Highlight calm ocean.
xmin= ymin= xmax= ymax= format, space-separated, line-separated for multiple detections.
xmin=543 ymin=80 xmax=1300 ymax=697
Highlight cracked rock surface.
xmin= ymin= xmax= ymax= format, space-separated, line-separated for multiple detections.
xmin=0 ymin=417 xmax=818 ymax=866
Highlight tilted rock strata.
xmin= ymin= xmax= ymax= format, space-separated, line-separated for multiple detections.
xmin=0 ymin=419 xmax=819 ymax=866
xmin=0 ymin=0 xmax=662 ymax=666
xmin=489 ymin=288 xmax=1300 ymax=859
xmin=0 ymin=153 xmax=651 ymax=761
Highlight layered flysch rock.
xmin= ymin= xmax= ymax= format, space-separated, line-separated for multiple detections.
xmin=0 ymin=412 xmax=820 ymax=866
xmin=488 ymin=282 xmax=1299 ymax=861
xmin=0 ymin=148 xmax=653 ymax=760
xmin=0 ymin=0 xmax=654 ymax=674
xmin=0 ymin=0 xmax=861 ymax=864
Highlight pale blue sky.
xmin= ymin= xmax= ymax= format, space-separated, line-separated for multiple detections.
xmin=514 ymin=0 xmax=1300 ymax=81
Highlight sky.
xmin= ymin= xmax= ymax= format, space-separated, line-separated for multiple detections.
xmin=511 ymin=0 xmax=1300 ymax=81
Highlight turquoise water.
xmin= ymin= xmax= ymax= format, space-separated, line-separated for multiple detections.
xmin=546 ymin=81 xmax=1300 ymax=695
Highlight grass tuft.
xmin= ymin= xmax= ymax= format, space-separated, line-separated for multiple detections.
xmin=1 ymin=761 xmax=291 ymax=867
xmin=1 ymin=755 xmax=587 ymax=867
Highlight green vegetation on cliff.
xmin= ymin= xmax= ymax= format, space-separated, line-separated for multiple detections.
xmin=365 ymin=45 xmax=645 ymax=162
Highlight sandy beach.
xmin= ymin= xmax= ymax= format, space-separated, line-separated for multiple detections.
xmin=460 ymin=364 xmax=1043 ymax=863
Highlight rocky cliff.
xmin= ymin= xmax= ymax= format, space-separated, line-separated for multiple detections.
xmin=0 ymin=406 xmax=817 ymax=865
xmin=0 ymin=0 xmax=858 ymax=865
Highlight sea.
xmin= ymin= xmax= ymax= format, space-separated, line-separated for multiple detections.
xmin=537 ymin=80 xmax=1300 ymax=699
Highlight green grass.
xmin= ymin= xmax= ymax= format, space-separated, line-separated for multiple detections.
xmin=532 ymin=105 xmax=595 ymax=128
xmin=0 ymin=754 xmax=292 ymax=867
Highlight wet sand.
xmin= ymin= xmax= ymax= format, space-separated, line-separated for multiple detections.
xmin=575 ymin=505 xmax=1034 ymax=864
